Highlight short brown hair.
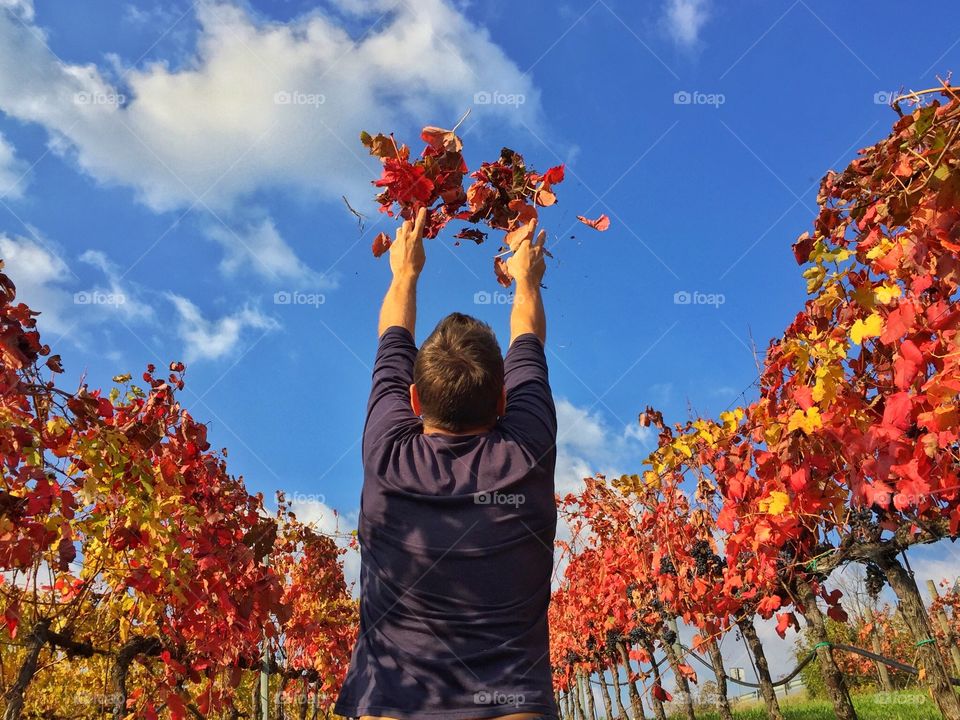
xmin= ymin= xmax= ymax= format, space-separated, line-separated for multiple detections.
xmin=413 ymin=313 xmax=504 ymax=432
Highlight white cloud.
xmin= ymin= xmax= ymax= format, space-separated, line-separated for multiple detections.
xmin=0 ymin=132 xmax=26 ymax=199
xmin=0 ymin=231 xmax=74 ymax=335
xmin=285 ymin=496 xmax=360 ymax=593
xmin=205 ymin=217 xmax=335 ymax=287
xmin=663 ymin=0 xmax=710 ymax=47
xmin=0 ymin=233 xmax=163 ymax=346
xmin=0 ymin=0 xmax=539 ymax=215
xmin=0 ymin=0 xmax=32 ymax=21
xmin=554 ymin=397 xmax=654 ymax=497
xmin=167 ymin=293 xmax=279 ymax=363
xmin=78 ymin=249 xmax=155 ymax=322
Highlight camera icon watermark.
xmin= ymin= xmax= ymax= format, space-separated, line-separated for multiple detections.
xmin=475 ymin=491 xmax=525 ymax=508
xmin=673 ymin=90 xmax=725 ymax=108
xmin=74 ymin=91 xmax=126 ymax=107
xmin=474 ymin=90 xmax=526 ymax=107
xmin=274 ymin=290 xmax=325 ymax=307
xmin=673 ymin=290 xmax=725 ymax=308
xmin=874 ymin=90 xmax=896 ymax=105
xmin=473 ymin=290 xmax=519 ymax=305
xmin=274 ymin=90 xmax=326 ymax=108
xmin=473 ymin=689 xmax=526 ymax=707
xmin=74 ymin=290 xmax=126 ymax=306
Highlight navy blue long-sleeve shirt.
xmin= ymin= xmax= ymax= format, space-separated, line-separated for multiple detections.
xmin=334 ymin=326 xmax=558 ymax=720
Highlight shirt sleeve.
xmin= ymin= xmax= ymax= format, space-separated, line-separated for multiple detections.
xmin=498 ymin=333 xmax=557 ymax=460
xmin=363 ymin=326 xmax=421 ymax=460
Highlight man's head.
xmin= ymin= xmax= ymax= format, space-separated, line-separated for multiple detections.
xmin=411 ymin=313 xmax=505 ymax=433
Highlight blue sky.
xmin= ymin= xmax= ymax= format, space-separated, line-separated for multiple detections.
xmin=2 ymin=0 xmax=959 ymax=678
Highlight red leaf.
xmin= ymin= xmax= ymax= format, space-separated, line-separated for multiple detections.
xmin=543 ymin=164 xmax=565 ymax=185
xmin=166 ymin=693 xmax=187 ymax=720
xmin=775 ymin=612 xmax=799 ymax=638
xmin=882 ymin=392 xmax=913 ymax=430
xmin=372 ymin=232 xmax=392 ymax=258
xmin=827 ymin=604 xmax=849 ymax=623
xmin=420 ymin=125 xmax=462 ymax=153
xmin=881 ymin=301 xmax=917 ymax=343
xmin=577 ymin=213 xmax=610 ymax=231
xmin=652 ymin=684 xmax=672 ymax=702
xmin=96 ymin=397 xmax=114 ymax=419
xmin=45 ymin=354 xmax=63 ymax=373
xmin=757 ymin=595 xmax=782 ymax=615
xmin=894 ymin=339 xmax=924 ymax=390
xmin=453 ymin=228 xmax=487 ymax=245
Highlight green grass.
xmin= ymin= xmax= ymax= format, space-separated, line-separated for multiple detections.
xmin=679 ymin=689 xmax=940 ymax=719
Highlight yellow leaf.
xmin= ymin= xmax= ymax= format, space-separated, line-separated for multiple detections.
xmin=875 ymin=283 xmax=902 ymax=304
xmin=759 ymin=491 xmax=789 ymax=515
xmin=787 ymin=407 xmax=822 ymax=435
xmin=764 ymin=423 xmax=783 ymax=446
xmin=866 ymin=239 xmax=893 ymax=260
xmin=850 ymin=313 xmax=883 ymax=345
xmin=643 ymin=471 xmax=660 ymax=489
xmin=803 ymin=265 xmax=826 ymax=294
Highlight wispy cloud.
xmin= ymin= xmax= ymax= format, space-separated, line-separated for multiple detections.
xmin=205 ymin=217 xmax=335 ymax=288
xmin=0 ymin=131 xmax=26 ymax=199
xmin=663 ymin=0 xmax=710 ymax=48
xmin=167 ymin=294 xmax=279 ymax=363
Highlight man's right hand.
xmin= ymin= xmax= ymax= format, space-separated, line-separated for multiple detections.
xmin=505 ymin=219 xmax=547 ymax=288
xmin=505 ymin=219 xmax=547 ymax=344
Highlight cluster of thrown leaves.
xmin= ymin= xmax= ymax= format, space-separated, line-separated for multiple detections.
xmin=361 ymin=124 xmax=609 ymax=287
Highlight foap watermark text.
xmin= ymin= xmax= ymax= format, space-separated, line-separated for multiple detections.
xmin=674 ymin=90 xmax=725 ymax=108
xmin=674 ymin=290 xmax=725 ymax=308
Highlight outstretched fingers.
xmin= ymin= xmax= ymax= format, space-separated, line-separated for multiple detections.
xmin=413 ymin=205 xmax=428 ymax=240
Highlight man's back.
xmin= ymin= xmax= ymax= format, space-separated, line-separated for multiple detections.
xmin=334 ymin=328 xmax=558 ymax=719
xmin=335 ymin=210 xmax=557 ymax=720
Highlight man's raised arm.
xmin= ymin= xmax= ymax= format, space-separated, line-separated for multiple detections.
xmin=378 ymin=207 xmax=427 ymax=337
xmin=506 ymin=219 xmax=547 ymax=345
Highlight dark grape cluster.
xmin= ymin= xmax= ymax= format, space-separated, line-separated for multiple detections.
xmin=850 ymin=506 xmax=881 ymax=543
xmin=659 ymin=558 xmax=677 ymax=576
xmin=663 ymin=628 xmax=678 ymax=646
xmin=628 ymin=627 xmax=648 ymax=644
xmin=691 ymin=540 xmax=724 ymax=577
xmin=865 ymin=562 xmax=885 ymax=598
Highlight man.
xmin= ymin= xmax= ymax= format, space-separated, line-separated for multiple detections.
xmin=334 ymin=207 xmax=558 ymax=720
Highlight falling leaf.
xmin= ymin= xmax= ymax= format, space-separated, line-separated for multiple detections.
xmin=372 ymin=232 xmax=392 ymax=258
xmin=577 ymin=213 xmax=610 ymax=231
xmin=453 ymin=228 xmax=487 ymax=245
